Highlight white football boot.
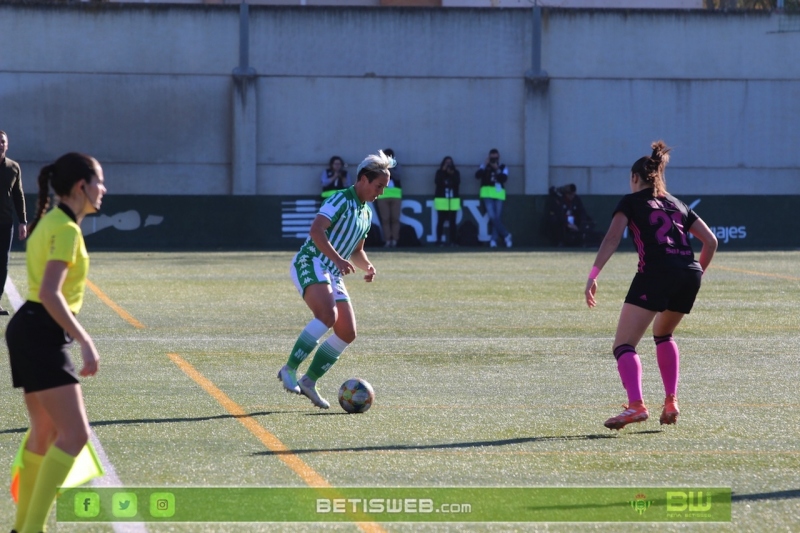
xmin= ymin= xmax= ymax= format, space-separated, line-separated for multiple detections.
xmin=277 ymin=365 xmax=301 ymax=394
xmin=298 ymin=375 xmax=330 ymax=409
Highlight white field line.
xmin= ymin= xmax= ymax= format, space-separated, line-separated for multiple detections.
xmin=89 ymin=434 xmax=147 ymax=533
xmin=5 ymin=277 xmax=147 ymax=533
xmin=85 ymin=335 xmax=795 ymax=343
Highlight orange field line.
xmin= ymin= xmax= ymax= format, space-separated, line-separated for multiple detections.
xmin=711 ymin=265 xmax=800 ymax=282
xmin=167 ymin=352 xmax=385 ymax=533
xmin=86 ymin=279 xmax=146 ymax=329
xmin=81 ymin=282 xmax=383 ymax=531
xmin=167 ymin=353 xmax=327 ymax=485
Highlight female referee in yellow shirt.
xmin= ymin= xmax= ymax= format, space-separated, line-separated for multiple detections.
xmin=6 ymin=152 xmax=105 ymax=533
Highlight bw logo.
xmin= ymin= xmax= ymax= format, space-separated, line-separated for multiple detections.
xmin=667 ymin=491 xmax=712 ymax=512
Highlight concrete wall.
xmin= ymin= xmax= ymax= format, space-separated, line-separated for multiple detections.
xmin=0 ymin=5 xmax=798 ymax=197
xmin=112 ymin=1 xmax=703 ymax=7
xmin=545 ymin=10 xmax=800 ymax=195
xmin=0 ymin=5 xmax=238 ymax=194
xmin=249 ymin=7 xmax=530 ymax=196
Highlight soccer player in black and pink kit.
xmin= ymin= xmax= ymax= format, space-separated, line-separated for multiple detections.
xmin=584 ymin=140 xmax=718 ymax=430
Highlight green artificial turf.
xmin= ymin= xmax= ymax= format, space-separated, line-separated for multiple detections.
xmin=1 ymin=250 xmax=797 ymax=532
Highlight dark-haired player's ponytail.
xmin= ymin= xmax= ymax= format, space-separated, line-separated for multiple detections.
xmin=649 ymin=140 xmax=671 ymax=197
xmin=29 ymin=164 xmax=54 ymax=234
xmin=28 ymin=152 xmax=99 ymax=234
xmin=630 ymin=141 xmax=671 ymax=197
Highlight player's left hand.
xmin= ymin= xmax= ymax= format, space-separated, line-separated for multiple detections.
xmin=364 ymin=265 xmax=376 ymax=283
xmin=585 ymin=278 xmax=597 ymax=308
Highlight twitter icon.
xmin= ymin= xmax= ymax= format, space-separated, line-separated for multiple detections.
xmin=112 ymin=492 xmax=137 ymax=518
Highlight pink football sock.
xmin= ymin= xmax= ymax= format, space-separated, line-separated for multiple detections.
xmin=614 ymin=344 xmax=643 ymax=404
xmin=655 ymin=334 xmax=680 ymax=397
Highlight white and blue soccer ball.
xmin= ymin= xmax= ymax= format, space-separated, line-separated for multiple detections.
xmin=338 ymin=378 xmax=375 ymax=414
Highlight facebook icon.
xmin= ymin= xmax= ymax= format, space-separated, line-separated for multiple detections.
xmin=74 ymin=492 xmax=100 ymax=518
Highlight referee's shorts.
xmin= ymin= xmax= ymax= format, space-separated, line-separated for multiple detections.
xmin=6 ymin=301 xmax=79 ymax=393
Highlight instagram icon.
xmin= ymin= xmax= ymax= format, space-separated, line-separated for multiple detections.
xmin=149 ymin=492 xmax=175 ymax=518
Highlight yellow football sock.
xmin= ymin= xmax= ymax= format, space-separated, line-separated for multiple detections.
xmin=20 ymin=445 xmax=75 ymax=533
xmin=13 ymin=450 xmax=44 ymax=532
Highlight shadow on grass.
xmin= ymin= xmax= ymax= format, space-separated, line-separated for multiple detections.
xmin=731 ymin=489 xmax=800 ymax=501
xmin=0 ymin=411 xmax=278 ymax=435
xmin=526 ymin=488 xmax=800 ymax=512
xmin=251 ymin=433 xmax=617 ymax=456
xmin=91 ymin=411 xmax=279 ymax=427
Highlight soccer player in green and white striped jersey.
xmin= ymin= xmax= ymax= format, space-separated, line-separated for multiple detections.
xmin=279 ymin=150 xmax=395 ymax=408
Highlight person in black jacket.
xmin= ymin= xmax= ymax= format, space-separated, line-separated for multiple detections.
xmin=320 ymin=156 xmax=349 ymax=199
xmin=433 ymin=156 xmax=461 ymax=246
xmin=544 ymin=183 xmax=596 ymax=247
xmin=0 ymin=131 xmax=28 ymax=315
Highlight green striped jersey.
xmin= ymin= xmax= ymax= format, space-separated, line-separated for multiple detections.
xmin=298 ymin=186 xmax=372 ymax=276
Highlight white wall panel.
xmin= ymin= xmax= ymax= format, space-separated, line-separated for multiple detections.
xmin=0 ymin=5 xmax=798 ymax=195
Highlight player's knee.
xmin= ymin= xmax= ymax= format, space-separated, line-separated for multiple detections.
xmin=67 ymin=425 xmax=90 ymax=449
xmin=653 ymin=333 xmax=674 ymax=345
xmin=316 ymin=311 xmax=337 ymax=328
xmin=55 ymin=425 xmax=89 ymax=454
xmin=28 ymin=426 xmax=57 ymax=451
xmin=339 ymin=331 xmax=356 ymax=344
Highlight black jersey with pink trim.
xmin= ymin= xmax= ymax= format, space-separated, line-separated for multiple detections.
xmin=613 ymin=189 xmax=702 ymax=273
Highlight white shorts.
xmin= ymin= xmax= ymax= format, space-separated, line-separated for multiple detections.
xmin=290 ymin=253 xmax=350 ymax=302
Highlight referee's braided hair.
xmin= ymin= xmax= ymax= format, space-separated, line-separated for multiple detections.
xmin=30 ymin=152 xmax=100 ymax=233
xmin=631 ymin=140 xmax=671 ymax=197
xmin=356 ymin=150 xmax=396 ymax=182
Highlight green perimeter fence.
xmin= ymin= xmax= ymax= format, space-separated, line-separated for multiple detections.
xmin=14 ymin=195 xmax=798 ymax=250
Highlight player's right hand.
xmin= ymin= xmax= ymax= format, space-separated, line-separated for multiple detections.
xmin=336 ymin=258 xmax=355 ymax=275
xmin=585 ymin=278 xmax=598 ymax=308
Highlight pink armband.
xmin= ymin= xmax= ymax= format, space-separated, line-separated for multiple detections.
xmin=589 ymin=266 xmax=601 ymax=280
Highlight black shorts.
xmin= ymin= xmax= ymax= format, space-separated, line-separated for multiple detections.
xmin=624 ymin=269 xmax=703 ymax=314
xmin=6 ymin=301 xmax=79 ymax=393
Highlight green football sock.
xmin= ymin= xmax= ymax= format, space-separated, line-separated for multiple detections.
xmin=287 ymin=319 xmax=329 ymax=370
xmin=13 ymin=450 xmax=44 ymax=532
xmin=306 ymin=334 xmax=349 ymax=381
xmin=20 ymin=445 xmax=76 ymax=533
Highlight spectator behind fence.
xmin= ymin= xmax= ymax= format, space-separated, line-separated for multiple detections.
xmin=433 ymin=156 xmax=461 ymax=246
xmin=376 ymin=148 xmax=402 ymax=247
xmin=543 ymin=183 xmax=598 ymax=247
xmin=475 ymin=148 xmax=511 ymax=248
xmin=320 ymin=156 xmax=350 ymax=199
xmin=0 ymin=130 xmax=28 ymax=315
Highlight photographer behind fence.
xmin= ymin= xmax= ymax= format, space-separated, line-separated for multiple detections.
xmin=320 ymin=156 xmax=350 ymax=199
xmin=433 ymin=156 xmax=461 ymax=246
xmin=543 ymin=183 xmax=598 ymax=247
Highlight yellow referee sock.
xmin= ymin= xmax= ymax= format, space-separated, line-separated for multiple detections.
xmin=20 ymin=445 xmax=76 ymax=533
xmin=13 ymin=450 xmax=44 ymax=532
